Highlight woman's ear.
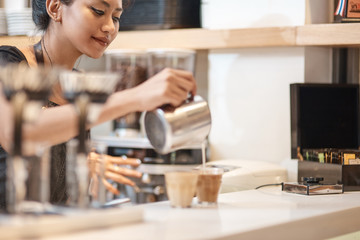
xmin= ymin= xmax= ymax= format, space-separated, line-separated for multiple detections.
xmin=46 ymin=0 xmax=62 ymax=22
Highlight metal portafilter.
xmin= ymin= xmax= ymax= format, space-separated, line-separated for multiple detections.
xmin=59 ymin=71 xmax=119 ymax=208
xmin=0 ymin=64 xmax=58 ymax=214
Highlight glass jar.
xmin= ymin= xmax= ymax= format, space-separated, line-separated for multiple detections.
xmin=105 ymin=49 xmax=148 ymax=136
xmin=146 ymin=48 xmax=196 ymax=77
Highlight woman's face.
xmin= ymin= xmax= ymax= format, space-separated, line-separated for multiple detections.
xmin=61 ymin=0 xmax=123 ymax=58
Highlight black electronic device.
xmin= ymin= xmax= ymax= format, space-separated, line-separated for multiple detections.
xmin=119 ymin=0 xmax=201 ymax=31
xmin=290 ymin=83 xmax=360 ymax=159
xmin=290 ymin=83 xmax=360 ymax=191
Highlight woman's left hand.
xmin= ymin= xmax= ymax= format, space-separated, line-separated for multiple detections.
xmin=88 ymin=152 xmax=142 ymax=196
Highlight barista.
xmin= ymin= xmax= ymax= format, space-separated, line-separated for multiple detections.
xmin=0 ymin=0 xmax=196 ymax=209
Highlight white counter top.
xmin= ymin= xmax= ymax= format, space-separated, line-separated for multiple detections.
xmin=39 ymin=186 xmax=360 ymax=240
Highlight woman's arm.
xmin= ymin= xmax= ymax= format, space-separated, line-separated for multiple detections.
xmin=0 ymin=68 xmax=196 ymax=155
xmin=96 ymin=68 xmax=196 ymax=121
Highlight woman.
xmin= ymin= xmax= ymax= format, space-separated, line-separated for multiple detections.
xmin=0 ymin=0 xmax=196 ymax=209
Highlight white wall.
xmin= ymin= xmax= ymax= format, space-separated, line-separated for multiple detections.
xmin=201 ymin=0 xmax=306 ymax=29
xmin=208 ymin=47 xmax=305 ymax=163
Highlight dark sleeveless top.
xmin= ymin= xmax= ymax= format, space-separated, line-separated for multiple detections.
xmin=0 ymin=45 xmax=68 ymax=210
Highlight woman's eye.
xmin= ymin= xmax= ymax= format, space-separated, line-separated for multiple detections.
xmin=112 ymin=16 xmax=120 ymax=23
xmin=91 ymin=6 xmax=105 ymax=16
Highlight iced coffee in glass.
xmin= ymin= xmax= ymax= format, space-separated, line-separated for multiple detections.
xmin=165 ymin=171 xmax=198 ymax=208
xmin=196 ymin=167 xmax=223 ymax=207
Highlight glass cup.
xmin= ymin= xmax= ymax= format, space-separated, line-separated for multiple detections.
xmin=164 ymin=171 xmax=198 ymax=208
xmin=196 ymin=167 xmax=224 ymax=207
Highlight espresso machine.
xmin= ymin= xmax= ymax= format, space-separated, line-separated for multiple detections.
xmin=0 ymin=65 xmax=120 ymax=213
xmin=100 ymin=48 xmax=206 ymax=204
xmin=59 ymin=70 xmax=119 ymax=208
xmin=0 ymin=65 xmax=58 ymax=213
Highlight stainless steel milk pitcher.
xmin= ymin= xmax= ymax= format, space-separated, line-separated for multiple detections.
xmin=144 ymin=95 xmax=211 ymax=154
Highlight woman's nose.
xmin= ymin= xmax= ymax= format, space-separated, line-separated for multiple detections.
xmin=102 ymin=16 xmax=116 ymax=33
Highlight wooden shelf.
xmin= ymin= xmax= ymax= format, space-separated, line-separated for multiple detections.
xmin=108 ymin=27 xmax=296 ymax=50
xmin=1 ymin=23 xmax=360 ymax=50
xmin=297 ymin=23 xmax=360 ymax=47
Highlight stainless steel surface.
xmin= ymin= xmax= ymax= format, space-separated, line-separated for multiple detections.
xmin=144 ymin=95 xmax=211 ymax=154
xmin=282 ymin=182 xmax=344 ymax=195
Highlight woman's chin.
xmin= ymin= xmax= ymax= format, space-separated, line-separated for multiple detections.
xmin=85 ymin=51 xmax=104 ymax=59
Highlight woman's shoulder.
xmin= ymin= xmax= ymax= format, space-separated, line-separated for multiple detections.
xmin=0 ymin=45 xmax=27 ymax=65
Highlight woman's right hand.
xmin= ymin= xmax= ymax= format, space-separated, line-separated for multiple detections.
xmin=133 ymin=68 xmax=197 ymax=111
xmin=88 ymin=152 xmax=142 ymax=196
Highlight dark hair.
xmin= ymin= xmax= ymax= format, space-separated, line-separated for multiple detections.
xmin=32 ymin=0 xmax=73 ymax=31
xmin=123 ymin=0 xmax=134 ymax=9
xmin=32 ymin=0 xmax=133 ymax=31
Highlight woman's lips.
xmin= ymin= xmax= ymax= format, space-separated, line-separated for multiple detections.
xmin=92 ymin=36 xmax=109 ymax=47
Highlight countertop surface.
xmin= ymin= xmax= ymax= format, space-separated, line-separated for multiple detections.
xmin=37 ymin=186 xmax=360 ymax=240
